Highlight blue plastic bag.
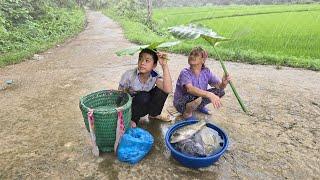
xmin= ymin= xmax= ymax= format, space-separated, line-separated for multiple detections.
xmin=117 ymin=128 xmax=154 ymax=164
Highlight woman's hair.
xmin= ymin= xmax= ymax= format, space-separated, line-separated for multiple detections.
xmin=189 ymin=46 xmax=208 ymax=59
xmin=139 ymin=48 xmax=158 ymax=64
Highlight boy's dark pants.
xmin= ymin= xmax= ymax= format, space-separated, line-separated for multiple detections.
xmin=131 ymin=87 xmax=168 ymax=123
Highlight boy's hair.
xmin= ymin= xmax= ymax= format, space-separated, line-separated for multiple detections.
xmin=189 ymin=46 xmax=208 ymax=59
xmin=139 ymin=48 xmax=158 ymax=64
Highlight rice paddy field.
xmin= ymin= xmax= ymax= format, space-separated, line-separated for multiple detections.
xmin=155 ymin=4 xmax=320 ymax=70
xmin=106 ymin=4 xmax=320 ymax=70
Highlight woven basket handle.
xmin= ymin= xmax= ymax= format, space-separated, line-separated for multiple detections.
xmin=114 ymin=107 xmax=125 ymax=154
xmin=88 ymin=108 xmax=99 ymax=156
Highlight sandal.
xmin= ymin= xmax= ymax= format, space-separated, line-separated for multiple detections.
xmin=183 ymin=115 xmax=196 ymax=121
xmin=198 ymin=107 xmax=212 ymax=115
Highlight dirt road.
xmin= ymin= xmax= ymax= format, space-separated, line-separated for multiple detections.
xmin=0 ymin=10 xmax=319 ymax=179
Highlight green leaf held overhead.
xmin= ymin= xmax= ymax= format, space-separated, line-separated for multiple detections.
xmin=115 ymin=41 xmax=180 ymax=56
xmin=168 ymin=24 xmax=230 ymax=46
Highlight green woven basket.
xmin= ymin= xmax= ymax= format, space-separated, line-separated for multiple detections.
xmin=79 ymin=90 xmax=132 ymax=152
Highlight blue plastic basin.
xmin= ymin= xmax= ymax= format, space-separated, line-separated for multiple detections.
xmin=165 ymin=120 xmax=229 ymax=168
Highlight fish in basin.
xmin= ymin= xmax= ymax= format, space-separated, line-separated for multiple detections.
xmin=170 ymin=121 xmax=206 ymax=143
xmin=198 ymin=126 xmax=224 ymax=155
xmin=174 ymin=132 xmax=206 ymax=157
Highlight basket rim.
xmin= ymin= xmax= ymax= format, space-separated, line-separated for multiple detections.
xmin=79 ymin=89 xmax=132 ymax=114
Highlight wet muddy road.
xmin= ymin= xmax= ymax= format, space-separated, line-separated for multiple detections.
xmin=0 ymin=10 xmax=319 ymax=179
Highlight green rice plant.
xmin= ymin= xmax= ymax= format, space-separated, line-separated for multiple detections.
xmin=153 ymin=4 xmax=320 ymax=69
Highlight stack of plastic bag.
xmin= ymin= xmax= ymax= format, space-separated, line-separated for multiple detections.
xmin=117 ymin=128 xmax=154 ymax=164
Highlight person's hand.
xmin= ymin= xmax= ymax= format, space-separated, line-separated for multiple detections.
xmin=208 ymin=93 xmax=222 ymax=108
xmin=157 ymin=52 xmax=168 ymax=67
xmin=121 ymin=88 xmax=136 ymax=95
xmin=222 ymin=73 xmax=231 ymax=86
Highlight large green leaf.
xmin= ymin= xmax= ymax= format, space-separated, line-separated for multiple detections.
xmin=147 ymin=41 xmax=165 ymax=50
xmin=116 ymin=41 xmax=180 ymax=56
xmin=156 ymin=41 xmax=181 ymax=48
xmin=168 ymin=24 xmax=230 ymax=46
xmin=115 ymin=45 xmax=149 ymax=56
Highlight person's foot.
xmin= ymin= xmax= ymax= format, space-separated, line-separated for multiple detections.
xmin=149 ymin=114 xmax=172 ymax=122
xmin=183 ymin=115 xmax=196 ymax=121
xmin=183 ymin=97 xmax=202 ymax=119
xmin=198 ymin=107 xmax=212 ymax=115
xmin=139 ymin=115 xmax=149 ymax=124
xmin=131 ymin=120 xmax=137 ymax=128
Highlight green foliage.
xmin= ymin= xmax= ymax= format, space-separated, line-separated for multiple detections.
xmin=0 ymin=0 xmax=33 ymax=28
xmin=105 ymin=0 xmax=147 ymax=23
xmin=0 ymin=1 xmax=85 ymax=66
xmin=55 ymin=0 xmax=78 ymax=8
xmin=0 ymin=0 xmax=81 ymax=30
xmin=86 ymin=0 xmax=108 ymax=9
xmin=0 ymin=11 xmax=8 ymax=37
xmin=103 ymin=8 xmax=164 ymax=45
xmin=114 ymin=0 xmax=146 ymax=21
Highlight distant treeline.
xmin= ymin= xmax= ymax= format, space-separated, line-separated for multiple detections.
xmin=82 ymin=0 xmax=319 ymax=10
xmin=153 ymin=0 xmax=319 ymax=7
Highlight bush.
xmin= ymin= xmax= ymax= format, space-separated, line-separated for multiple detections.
xmin=0 ymin=0 xmax=85 ymax=66
xmin=105 ymin=0 xmax=147 ymax=23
